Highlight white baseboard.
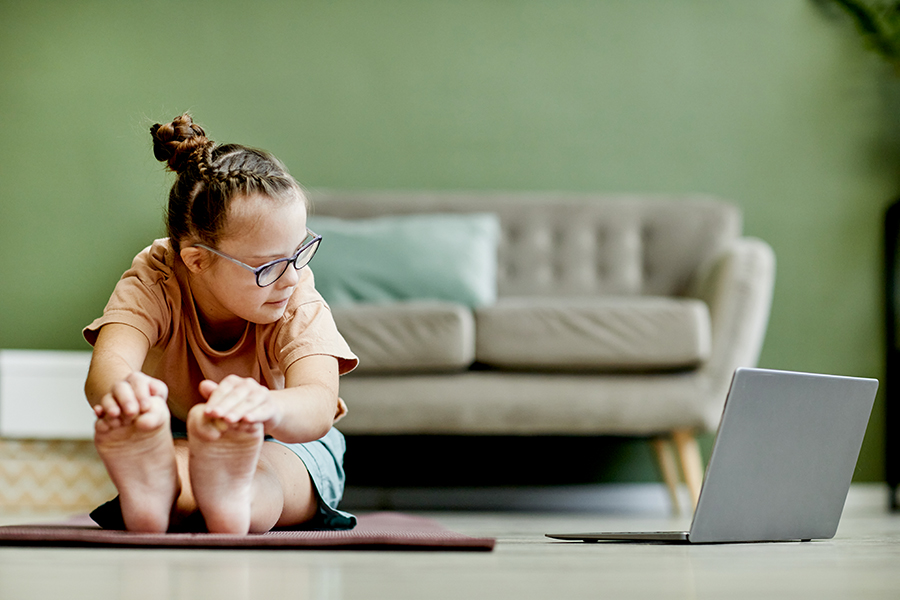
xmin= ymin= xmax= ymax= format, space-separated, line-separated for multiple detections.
xmin=0 ymin=350 xmax=95 ymax=439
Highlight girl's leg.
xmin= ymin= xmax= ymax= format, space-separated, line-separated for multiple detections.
xmin=93 ymin=395 xmax=180 ymax=533
xmin=183 ymin=404 xmax=318 ymax=534
xmin=249 ymin=443 xmax=319 ymax=531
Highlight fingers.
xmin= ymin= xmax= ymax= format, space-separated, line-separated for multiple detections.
xmin=94 ymin=391 xmax=130 ymax=431
xmin=125 ymin=372 xmax=168 ymax=413
xmin=201 ymin=376 xmax=277 ymax=426
xmin=133 ymin=398 xmax=170 ymax=431
xmin=111 ymin=380 xmax=140 ymax=418
xmin=199 ymin=379 xmax=218 ymax=400
xmin=203 ymin=376 xmax=266 ymax=422
xmin=146 ymin=377 xmax=169 ymax=406
xmin=93 ymin=373 xmax=168 ymax=427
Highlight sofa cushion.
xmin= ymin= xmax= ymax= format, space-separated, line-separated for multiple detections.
xmin=474 ymin=297 xmax=711 ymax=371
xmin=332 ymin=301 xmax=475 ymax=374
xmin=307 ymin=213 xmax=501 ymax=308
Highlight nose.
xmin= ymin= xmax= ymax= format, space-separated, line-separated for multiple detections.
xmin=276 ymin=263 xmax=301 ymax=289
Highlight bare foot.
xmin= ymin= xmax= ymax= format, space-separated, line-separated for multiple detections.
xmin=187 ymin=404 xmax=264 ymax=534
xmin=93 ymin=395 xmax=178 ymax=533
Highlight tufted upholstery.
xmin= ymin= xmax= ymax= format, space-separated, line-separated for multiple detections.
xmin=309 ymin=193 xmax=741 ymax=299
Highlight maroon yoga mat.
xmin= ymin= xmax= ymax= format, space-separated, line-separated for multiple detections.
xmin=0 ymin=512 xmax=495 ymax=551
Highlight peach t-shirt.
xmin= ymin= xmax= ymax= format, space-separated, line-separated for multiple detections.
xmin=83 ymin=239 xmax=358 ymax=424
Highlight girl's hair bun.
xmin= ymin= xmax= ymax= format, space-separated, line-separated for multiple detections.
xmin=150 ymin=114 xmax=211 ymax=173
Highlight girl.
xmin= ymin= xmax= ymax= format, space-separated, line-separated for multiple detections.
xmin=83 ymin=114 xmax=358 ymax=534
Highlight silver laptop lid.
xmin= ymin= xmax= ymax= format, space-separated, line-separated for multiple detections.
xmin=688 ymin=368 xmax=877 ymax=543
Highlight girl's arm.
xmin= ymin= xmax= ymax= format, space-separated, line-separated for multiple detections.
xmin=269 ymin=354 xmax=340 ymax=442
xmin=200 ymin=354 xmax=340 ymax=444
xmin=85 ymin=324 xmax=164 ymax=419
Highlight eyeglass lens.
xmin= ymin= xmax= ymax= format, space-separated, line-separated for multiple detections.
xmin=257 ymin=238 xmax=321 ymax=286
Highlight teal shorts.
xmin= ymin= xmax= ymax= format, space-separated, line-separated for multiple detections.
xmin=90 ymin=425 xmax=355 ymax=532
xmin=267 ymin=427 xmax=356 ymax=530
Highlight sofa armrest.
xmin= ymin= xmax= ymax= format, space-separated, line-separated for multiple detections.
xmin=686 ymin=237 xmax=776 ymax=399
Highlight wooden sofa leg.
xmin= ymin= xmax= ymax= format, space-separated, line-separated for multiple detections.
xmin=672 ymin=429 xmax=703 ymax=511
xmin=652 ymin=437 xmax=682 ymax=515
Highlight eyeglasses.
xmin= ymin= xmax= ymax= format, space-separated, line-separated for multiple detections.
xmin=194 ymin=229 xmax=322 ymax=287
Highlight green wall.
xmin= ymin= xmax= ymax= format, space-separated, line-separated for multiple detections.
xmin=1 ymin=0 xmax=897 ymax=481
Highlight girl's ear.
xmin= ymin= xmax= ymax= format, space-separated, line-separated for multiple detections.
xmin=180 ymin=246 xmax=208 ymax=274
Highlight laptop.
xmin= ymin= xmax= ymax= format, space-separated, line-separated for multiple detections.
xmin=546 ymin=367 xmax=878 ymax=544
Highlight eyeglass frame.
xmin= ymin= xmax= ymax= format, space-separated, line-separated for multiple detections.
xmin=193 ymin=228 xmax=322 ymax=288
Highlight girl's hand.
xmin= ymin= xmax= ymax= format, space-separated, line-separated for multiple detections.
xmin=198 ymin=375 xmax=283 ymax=432
xmin=94 ymin=372 xmax=169 ymax=427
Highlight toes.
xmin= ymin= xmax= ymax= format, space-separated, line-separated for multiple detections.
xmin=186 ymin=404 xmax=224 ymax=441
xmin=134 ymin=409 xmax=168 ymax=431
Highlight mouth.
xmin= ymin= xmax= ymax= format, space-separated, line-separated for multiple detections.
xmin=265 ymin=298 xmax=290 ymax=308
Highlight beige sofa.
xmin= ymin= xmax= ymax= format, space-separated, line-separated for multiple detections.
xmin=309 ymin=192 xmax=776 ymax=511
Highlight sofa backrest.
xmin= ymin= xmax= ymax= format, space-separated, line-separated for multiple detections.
xmin=309 ymin=192 xmax=742 ymax=297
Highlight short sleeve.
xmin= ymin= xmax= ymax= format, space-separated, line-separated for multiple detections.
xmin=275 ymin=298 xmax=359 ymax=376
xmin=82 ymin=241 xmax=176 ymax=348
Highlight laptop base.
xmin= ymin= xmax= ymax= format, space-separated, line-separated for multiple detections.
xmin=546 ymin=531 xmax=690 ymax=543
xmin=545 ymin=532 xmax=815 ymax=544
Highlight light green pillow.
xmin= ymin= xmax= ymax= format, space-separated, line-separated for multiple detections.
xmin=307 ymin=213 xmax=501 ymax=308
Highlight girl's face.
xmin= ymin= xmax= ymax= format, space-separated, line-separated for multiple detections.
xmin=187 ymin=194 xmax=309 ymax=329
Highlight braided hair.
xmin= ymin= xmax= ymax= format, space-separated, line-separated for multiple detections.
xmin=150 ymin=114 xmax=305 ymax=252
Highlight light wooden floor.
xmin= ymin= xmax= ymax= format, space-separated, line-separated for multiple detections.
xmin=1 ymin=485 xmax=898 ymax=600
